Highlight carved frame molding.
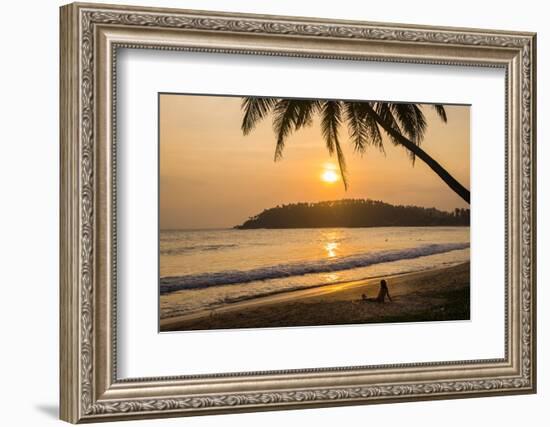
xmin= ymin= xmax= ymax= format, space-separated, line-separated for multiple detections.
xmin=60 ymin=2 xmax=536 ymax=423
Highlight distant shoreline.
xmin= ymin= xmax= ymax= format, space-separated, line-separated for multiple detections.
xmin=234 ymin=198 xmax=469 ymax=229
xmin=234 ymin=224 xmax=470 ymax=230
xmin=160 ymin=262 xmax=470 ymax=332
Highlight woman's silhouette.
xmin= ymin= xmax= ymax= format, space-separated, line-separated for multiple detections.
xmin=362 ymin=279 xmax=393 ymax=303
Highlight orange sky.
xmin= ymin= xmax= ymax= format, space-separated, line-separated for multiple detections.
xmin=160 ymin=94 xmax=470 ymax=230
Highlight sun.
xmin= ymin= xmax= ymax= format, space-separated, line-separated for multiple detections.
xmin=321 ymin=166 xmax=339 ymax=184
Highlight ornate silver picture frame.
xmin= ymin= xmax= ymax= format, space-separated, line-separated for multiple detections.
xmin=60 ymin=2 xmax=536 ymax=423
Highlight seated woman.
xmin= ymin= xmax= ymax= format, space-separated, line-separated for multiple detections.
xmin=362 ymin=279 xmax=393 ymax=303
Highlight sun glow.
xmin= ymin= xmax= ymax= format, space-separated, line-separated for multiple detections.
xmin=321 ymin=165 xmax=339 ymax=184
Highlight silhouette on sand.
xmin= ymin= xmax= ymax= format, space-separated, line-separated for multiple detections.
xmin=362 ymin=279 xmax=393 ymax=303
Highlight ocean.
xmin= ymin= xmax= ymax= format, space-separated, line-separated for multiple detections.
xmin=159 ymin=227 xmax=469 ymax=318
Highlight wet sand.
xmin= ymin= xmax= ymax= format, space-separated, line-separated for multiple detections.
xmin=160 ymin=262 xmax=470 ymax=332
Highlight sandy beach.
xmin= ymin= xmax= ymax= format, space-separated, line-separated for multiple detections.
xmin=160 ymin=261 xmax=470 ymax=332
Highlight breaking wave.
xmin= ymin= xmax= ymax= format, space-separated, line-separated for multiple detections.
xmin=160 ymin=242 xmax=469 ymax=294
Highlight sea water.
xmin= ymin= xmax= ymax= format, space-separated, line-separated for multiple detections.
xmin=159 ymin=227 xmax=469 ymax=317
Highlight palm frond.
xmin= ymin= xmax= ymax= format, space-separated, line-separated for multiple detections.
xmin=294 ymin=99 xmax=320 ymax=128
xmin=364 ymin=110 xmax=385 ymax=154
xmin=320 ymin=101 xmax=342 ymax=154
xmin=321 ymin=101 xmax=348 ymax=189
xmin=241 ymin=97 xmax=277 ymax=135
xmin=272 ymin=100 xmax=318 ymax=161
xmin=390 ymin=103 xmax=426 ymax=142
xmin=390 ymin=103 xmax=427 ymax=164
xmin=344 ymin=102 xmax=384 ymax=155
xmin=344 ymin=102 xmax=367 ymax=153
xmin=374 ymin=102 xmax=402 ymax=147
xmin=432 ymin=104 xmax=448 ymax=122
xmin=358 ymin=101 xmax=385 ymax=154
xmin=334 ymin=139 xmax=348 ymax=190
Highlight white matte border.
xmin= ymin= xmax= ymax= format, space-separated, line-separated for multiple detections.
xmin=117 ymin=49 xmax=505 ymax=378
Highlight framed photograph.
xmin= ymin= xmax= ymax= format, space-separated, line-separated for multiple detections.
xmin=60 ymin=2 xmax=536 ymax=423
xmin=158 ymin=93 xmax=472 ymax=332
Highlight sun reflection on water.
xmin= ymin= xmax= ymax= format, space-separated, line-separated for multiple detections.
xmin=325 ymin=242 xmax=338 ymax=258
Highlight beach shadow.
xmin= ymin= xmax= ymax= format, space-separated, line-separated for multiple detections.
xmin=35 ymin=403 xmax=58 ymax=419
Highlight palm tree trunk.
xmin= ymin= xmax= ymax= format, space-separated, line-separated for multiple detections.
xmin=365 ymin=105 xmax=470 ymax=204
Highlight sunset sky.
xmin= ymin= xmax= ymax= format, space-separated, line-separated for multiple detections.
xmin=160 ymin=94 xmax=470 ymax=230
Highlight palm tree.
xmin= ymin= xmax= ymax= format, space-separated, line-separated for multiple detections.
xmin=240 ymin=98 xmax=470 ymax=204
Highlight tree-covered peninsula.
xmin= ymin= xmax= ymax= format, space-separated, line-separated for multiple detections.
xmin=235 ymin=199 xmax=469 ymax=229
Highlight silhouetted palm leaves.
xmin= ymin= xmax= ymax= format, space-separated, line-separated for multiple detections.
xmin=241 ymin=97 xmax=470 ymax=203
